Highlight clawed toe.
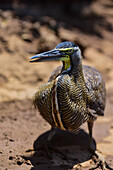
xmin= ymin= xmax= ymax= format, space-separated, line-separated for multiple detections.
xmin=90 ymin=160 xmax=112 ymax=170
xmin=90 ymin=152 xmax=113 ymax=170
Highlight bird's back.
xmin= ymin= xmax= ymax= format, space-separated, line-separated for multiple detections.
xmin=83 ymin=65 xmax=106 ymax=116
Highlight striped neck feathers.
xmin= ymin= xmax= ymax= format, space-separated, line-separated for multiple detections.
xmin=71 ymin=60 xmax=85 ymax=81
xmin=62 ymin=59 xmax=85 ymax=83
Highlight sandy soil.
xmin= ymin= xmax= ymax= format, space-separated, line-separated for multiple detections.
xmin=0 ymin=0 xmax=113 ymax=169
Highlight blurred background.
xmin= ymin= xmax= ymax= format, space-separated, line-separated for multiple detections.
xmin=0 ymin=0 xmax=113 ymax=169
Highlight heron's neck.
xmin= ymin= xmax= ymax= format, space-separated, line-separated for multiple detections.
xmin=71 ymin=60 xmax=84 ymax=81
xmin=62 ymin=60 xmax=84 ymax=82
xmin=62 ymin=60 xmax=71 ymax=70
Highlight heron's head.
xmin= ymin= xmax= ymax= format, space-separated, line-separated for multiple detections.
xmin=30 ymin=41 xmax=82 ymax=69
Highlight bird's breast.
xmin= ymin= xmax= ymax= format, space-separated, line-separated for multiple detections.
xmin=33 ymin=73 xmax=89 ymax=132
xmin=54 ymin=74 xmax=89 ymax=132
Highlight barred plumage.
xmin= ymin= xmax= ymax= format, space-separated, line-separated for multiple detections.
xmin=30 ymin=42 xmax=111 ymax=169
xmin=33 ymin=63 xmax=105 ymax=132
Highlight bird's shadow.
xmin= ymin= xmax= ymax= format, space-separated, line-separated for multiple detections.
xmin=22 ymin=129 xmax=96 ymax=170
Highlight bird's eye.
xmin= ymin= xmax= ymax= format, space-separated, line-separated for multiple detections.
xmin=68 ymin=49 xmax=73 ymax=54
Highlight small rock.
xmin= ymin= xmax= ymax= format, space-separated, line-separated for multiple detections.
xmin=17 ymin=160 xmax=23 ymax=166
xmin=73 ymin=163 xmax=82 ymax=170
xmin=9 ymin=139 xmax=14 ymax=142
xmin=9 ymin=156 xmax=14 ymax=160
xmin=25 ymin=148 xmax=34 ymax=153
xmin=21 ymin=33 xmax=33 ymax=42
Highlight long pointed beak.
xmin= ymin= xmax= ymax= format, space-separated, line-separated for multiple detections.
xmin=29 ymin=49 xmax=69 ymax=62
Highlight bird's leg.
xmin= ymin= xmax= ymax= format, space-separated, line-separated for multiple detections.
xmin=88 ymin=121 xmax=113 ymax=170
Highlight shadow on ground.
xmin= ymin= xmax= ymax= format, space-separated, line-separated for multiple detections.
xmin=22 ymin=128 xmax=95 ymax=170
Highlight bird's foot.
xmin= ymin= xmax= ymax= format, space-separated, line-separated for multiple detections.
xmin=90 ymin=151 xmax=113 ymax=170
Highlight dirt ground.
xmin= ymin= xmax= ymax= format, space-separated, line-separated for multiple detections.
xmin=0 ymin=0 xmax=113 ymax=169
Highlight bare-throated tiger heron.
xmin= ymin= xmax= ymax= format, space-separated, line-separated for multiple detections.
xmin=30 ymin=41 xmax=112 ymax=169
